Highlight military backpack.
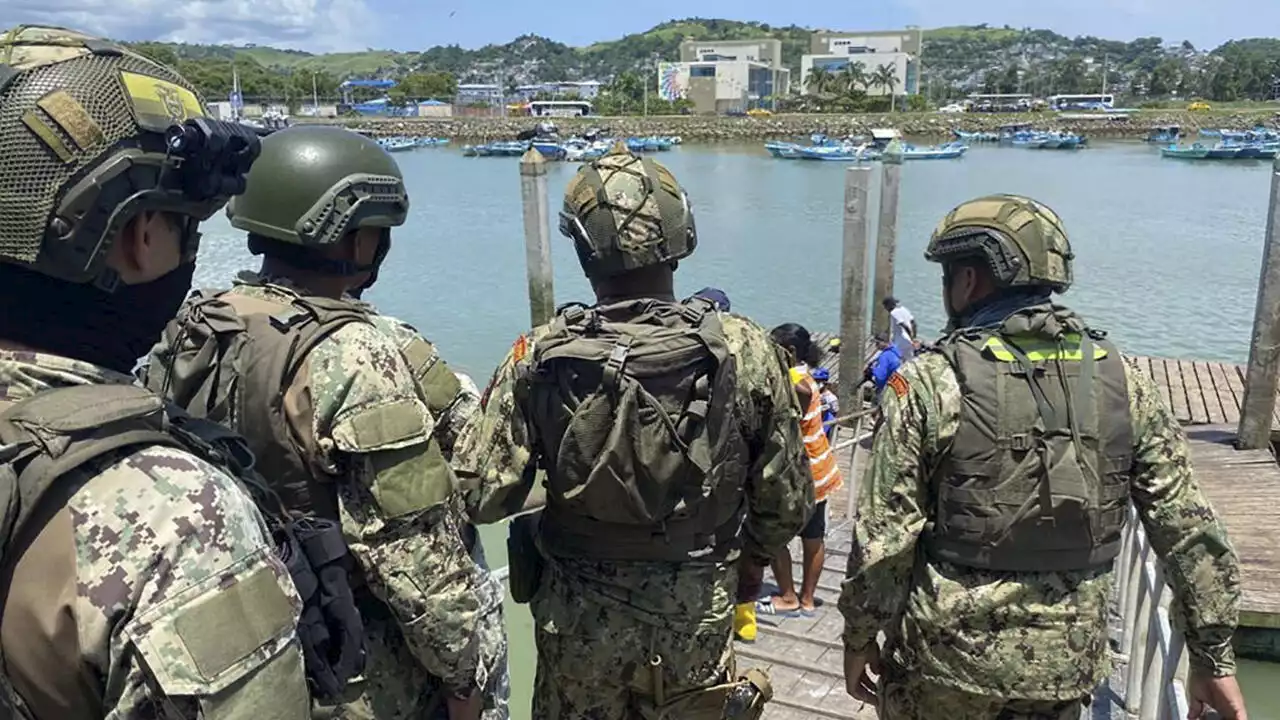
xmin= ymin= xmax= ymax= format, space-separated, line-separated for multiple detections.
xmin=521 ymin=296 xmax=748 ymax=563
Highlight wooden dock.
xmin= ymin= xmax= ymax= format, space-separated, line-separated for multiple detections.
xmin=1130 ymin=356 xmax=1280 ymax=655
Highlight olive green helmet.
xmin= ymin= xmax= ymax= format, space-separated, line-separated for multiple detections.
xmin=227 ymin=125 xmax=409 ymax=245
xmin=0 ymin=25 xmax=254 ymax=290
xmin=924 ymin=194 xmax=1074 ymax=294
xmin=558 ymin=142 xmax=696 ymax=278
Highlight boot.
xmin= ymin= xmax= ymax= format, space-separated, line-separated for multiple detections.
xmin=734 ymin=601 xmax=757 ymax=643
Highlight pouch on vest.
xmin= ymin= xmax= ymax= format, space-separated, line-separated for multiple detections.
xmin=506 ymin=511 xmax=545 ymax=604
xmin=930 ymin=311 xmax=1134 ymax=573
xmin=279 ymin=517 xmax=366 ymax=700
xmin=524 ymin=298 xmax=747 ymax=563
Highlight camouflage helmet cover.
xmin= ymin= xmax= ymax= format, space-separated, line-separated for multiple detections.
xmin=924 ymin=194 xmax=1074 ymax=293
xmin=0 ymin=24 xmax=246 ymax=289
xmin=558 ymin=142 xmax=696 ymax=278
xmin=227 ymin=125 xmax=409 ymax=246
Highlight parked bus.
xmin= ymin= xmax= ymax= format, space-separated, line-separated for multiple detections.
xmin=1048 ymin=93 xmax=1115 ymax=110
xmin=527 ymin=100 xmax=594 ymax=117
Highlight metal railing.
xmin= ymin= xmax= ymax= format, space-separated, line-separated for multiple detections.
xmin=1113 ymin=504 xmax=1192 ymax=720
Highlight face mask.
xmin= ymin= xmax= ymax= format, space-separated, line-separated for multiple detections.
xmin=0 ymin=261 xmax=196 ymax=374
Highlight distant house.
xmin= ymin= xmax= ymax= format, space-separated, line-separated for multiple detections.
xmin=456 ymin=83 xmax=503 ymax=105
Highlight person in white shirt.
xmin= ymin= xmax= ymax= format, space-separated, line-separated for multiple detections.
xmin=883 ymin=296 xmax=918 ymax=361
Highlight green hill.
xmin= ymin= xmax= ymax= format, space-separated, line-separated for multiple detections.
xmin=122 ymin=19 xmax=1280 ymax=105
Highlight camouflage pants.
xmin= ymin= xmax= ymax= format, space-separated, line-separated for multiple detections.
xmin=316 ymin=536 xmax=510 ymax=720
xmin=529 ymin=590 xmax=735 ymax=719
xmin=471 ymin=533 xmax=512 ymax=720
xmin=878 ymin=662 xmax=1088 ymax=720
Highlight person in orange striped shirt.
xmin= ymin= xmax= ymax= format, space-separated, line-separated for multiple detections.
xmin=760 ymin=323 xmax=845 ymax=616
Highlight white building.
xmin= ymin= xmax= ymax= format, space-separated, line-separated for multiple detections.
xmin=657 ymin=39 xmax=790 ymax=114
xmin=800 ymin=28 xmax=922 ymax=96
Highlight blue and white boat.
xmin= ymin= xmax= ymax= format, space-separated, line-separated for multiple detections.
xmin=900 ymin=141 xmax=968 ymax=160
xmin=378 ymin=137 xmax=417 ymax=153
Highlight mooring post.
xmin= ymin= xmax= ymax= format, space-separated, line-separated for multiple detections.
xmin=520 ymin=148 xmax=556 ymax=328
xmin=871 ymin=150 xmax=903 ymax=336
xmin=838 ymin=166 xmax=873 ymax=427
xmin=1237 ymin=158 xmax=1280 ymax=449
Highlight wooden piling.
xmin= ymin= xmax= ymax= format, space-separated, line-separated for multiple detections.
xmin=519 ymin=148 xmax=556 ymax=328
xmin=837 ymin=167 xmax=873 ymax=424
xmin=1237 ymin=158 xmax=1280 ymax=449
xmin=871 ymin=158 xmax=903 ymax=336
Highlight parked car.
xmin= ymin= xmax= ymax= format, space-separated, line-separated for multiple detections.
xmin=938 ymin=103 xmax=967 ymax=113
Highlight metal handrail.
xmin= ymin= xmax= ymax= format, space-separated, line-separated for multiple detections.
xmin=1114 ymin=504 xmax=1192 ymax=720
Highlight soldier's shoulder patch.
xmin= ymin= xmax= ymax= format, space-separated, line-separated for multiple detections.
xmin=886 ymin=372 xmax=910 ymax=399
xmin=511 ymin=334 xmax=529 ymax=364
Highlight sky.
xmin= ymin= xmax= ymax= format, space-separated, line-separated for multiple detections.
xmin=0 ymin=0 xmax=1274 ymax=54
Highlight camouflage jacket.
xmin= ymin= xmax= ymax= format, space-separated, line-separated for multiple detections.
xmin=453 ymin=308 xmax=813 ymax=630
xmin=838 ymin=347 xmax=1242 ymax=701
xmin=0 ymin=349 xmax=309 ymax=718
xmin=221 ymin=276 xmax=483 ymax=698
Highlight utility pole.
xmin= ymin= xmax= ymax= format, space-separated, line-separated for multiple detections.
xmin=312 ymin=71 xmax=319 ymax=113
xmin=1102 ymin=53 xmax=1108 ymax=95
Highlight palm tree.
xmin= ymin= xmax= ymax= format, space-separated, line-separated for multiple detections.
xmin=840 ymin=61 xmax=868 ymax=98
xmin=872 ymin=64 xmax=899 ymax=111
xmin=805 ymin=66 xmax=834 ymax=95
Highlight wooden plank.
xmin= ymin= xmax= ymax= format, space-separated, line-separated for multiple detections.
xmin=1178 ymin=359 xmax=1211 ymax=425
xmin=1184 ymin=424 xmax=1280 ymax=625
xmin=1206 ymin=362 xmax=1243 ymax=425
xmin=1143 ymin=356 xmax=1175 ymax=419
xmin=1161 ymin=357 xmax=1192 ymax=424
xmin=1193 ymin=362 xmax=1228 ymax=425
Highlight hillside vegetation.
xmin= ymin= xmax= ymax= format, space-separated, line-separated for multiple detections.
xmin=123 ymin=20 xmax=1280 ymax=109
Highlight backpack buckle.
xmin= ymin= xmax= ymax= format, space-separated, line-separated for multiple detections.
xmin=602 ymin=337 xmax=633 ymax=389
xmin=1009 ymin=433 xmax=1031 ymax=452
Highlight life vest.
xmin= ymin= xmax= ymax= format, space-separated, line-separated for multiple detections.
xmin=929 ymin=303 xmax=1134 ymax=572
xmin=789 ymin=364 xmax=843 ymax=504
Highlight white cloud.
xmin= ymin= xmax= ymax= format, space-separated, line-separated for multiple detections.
xmin=0 ymin=0 xmax=380 ymax=52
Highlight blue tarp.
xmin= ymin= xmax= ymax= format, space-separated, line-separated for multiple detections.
xmin=340 ymin=79 xmax=397 ymax=89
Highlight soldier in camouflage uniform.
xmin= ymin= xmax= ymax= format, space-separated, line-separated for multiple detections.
xmin=352 ymin=300 xmax=512 ymax=720
xmin=0 ymin=25 xmax=310 ymax=718
xmin=455 ymin=143 xmax=813 ymax=720
xmin=838 ymin=194 xmax=1249 ymax=719
xmin=141 ymin=125 xmax=488 ymax=719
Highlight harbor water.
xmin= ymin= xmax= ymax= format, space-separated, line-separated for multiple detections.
xmin=192 ymin=139 xmax=1278 ymax=717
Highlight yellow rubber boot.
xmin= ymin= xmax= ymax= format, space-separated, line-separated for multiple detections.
xmin=734 ymin=601 xmax=758 ymax=642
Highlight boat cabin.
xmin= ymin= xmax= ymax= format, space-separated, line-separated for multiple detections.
xmin=870 ymin=128 xmax=901 ymax=149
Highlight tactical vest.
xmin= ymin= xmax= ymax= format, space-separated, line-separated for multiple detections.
xmin=0 ymin=383 xmax=361 ymax=715
xmin=144 ymin=288 xmax=370 ymax=521
xmin=520 ymin=297 xmax=749 ymax=563
xmin=928 ymin=305 xmax=1134 ymax=573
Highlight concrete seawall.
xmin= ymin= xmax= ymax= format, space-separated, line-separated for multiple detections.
xmin=302 ymin=110 xmax=1279 ymax=142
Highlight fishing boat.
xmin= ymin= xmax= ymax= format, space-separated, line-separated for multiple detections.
xmin=531 ymin=140 xmax=567 ymax=161
xmin=953 ymin=129 xmax=1000 ymax=143
xmin=794 ymin=143 xmax=879 ymax=162
xmin=1159 ymin=141 xmax=1278 ymax=160
xmin=378 ymin=137 xmax=417 ymax=153
xmin=563 ymin=139 xmax=611 ymax=162
xmin=414 ymin=137 xmax=450 ymax=147
xmin=1161 ymin=143 xmax=1211 ymax=159
xmin=900 ymin=141 xmax=968 ymax=160
xmin=1145 ymin=126 xmax=1181 ymax=143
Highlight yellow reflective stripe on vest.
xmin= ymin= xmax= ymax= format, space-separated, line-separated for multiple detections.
xmin=982 ymin=333 xmax=1109 ymax=362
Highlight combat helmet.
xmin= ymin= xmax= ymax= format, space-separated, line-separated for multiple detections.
xmin=0 ymin=25 xmax=260 ymax=290
xmin=558 ymin=141 xmax=696 ymax=278
xmin=924 ymin=194 xmax=1074 ymax=293
xmin=228 ymin=125 xmax=409 ymax=249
